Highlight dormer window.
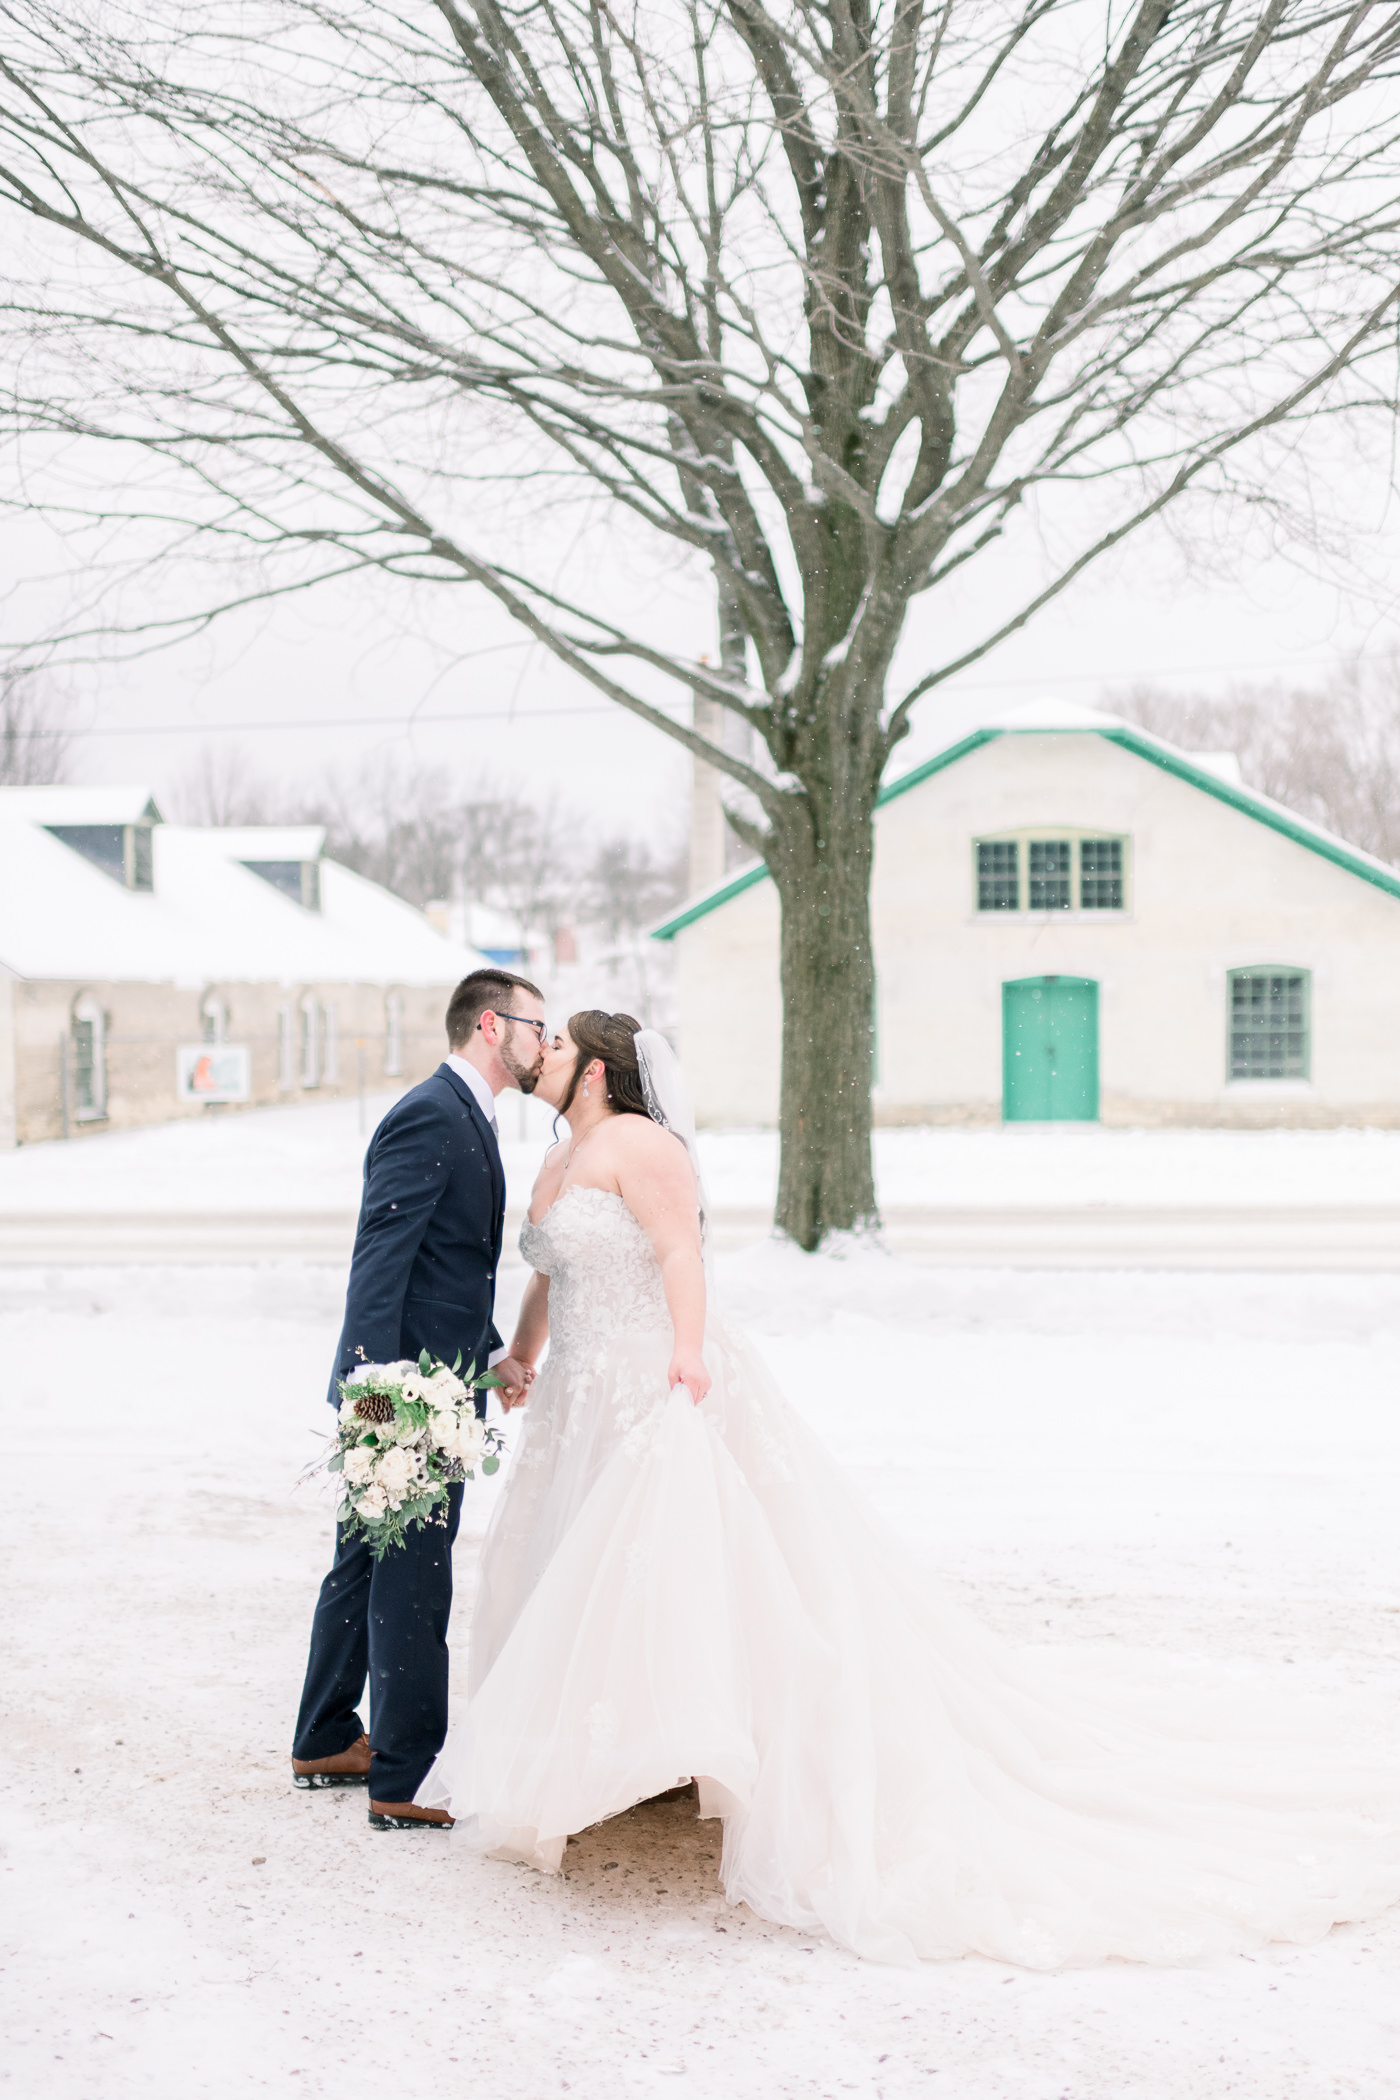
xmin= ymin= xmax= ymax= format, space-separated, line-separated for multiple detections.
xmin=242 ymin=859 xmax=321 ymax=911
xmin=47 ymin=821 xmax=156 ymax=892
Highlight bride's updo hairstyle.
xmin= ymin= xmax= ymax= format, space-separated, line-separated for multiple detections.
xmin=561 ymin=1011 xmax=651 ymax=1118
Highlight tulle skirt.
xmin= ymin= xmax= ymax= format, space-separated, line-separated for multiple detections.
xmin=419 ymin=1315 xmax=1400 ymax=1967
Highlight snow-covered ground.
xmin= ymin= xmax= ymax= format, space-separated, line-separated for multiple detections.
xmin=3 ymin=1103 xmax=1400 ymax=2096
xmin=5 ymin=1088 xmax=1400 ymax=1213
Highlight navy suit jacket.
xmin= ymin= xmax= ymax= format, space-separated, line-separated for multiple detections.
xmin=327 ymin=1062 xmax=505 ymax=1407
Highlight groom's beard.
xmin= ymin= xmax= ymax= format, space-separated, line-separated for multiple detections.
xmin=501 ymin=1039 xmax=542 ymax=1095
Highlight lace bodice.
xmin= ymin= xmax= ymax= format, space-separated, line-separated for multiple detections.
xmin=519 ymin=1185 xmax=671 ymax=1366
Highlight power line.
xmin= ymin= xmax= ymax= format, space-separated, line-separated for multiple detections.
xmin=23 ymin=639 xmax=1395 ymax=741
xmin=61 ymin=702 xmax=674 ymax=738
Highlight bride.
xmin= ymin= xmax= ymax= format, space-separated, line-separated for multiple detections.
xmin=419 ymin=1011 xmax=1400 ymax=1968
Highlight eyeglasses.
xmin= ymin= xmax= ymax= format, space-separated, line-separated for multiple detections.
xmin=482 ymin=1011 xmax=549 ymax=1045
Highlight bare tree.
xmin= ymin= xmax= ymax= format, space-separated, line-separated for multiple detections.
xmin=3 ymin=2 xmax=1400 ymax=1241
xmin=491 ymin=794 xmax=585 ymax=960
xmin=1112 ymin=657 xmax=1400 ymax=864
xmin=581 ymin=832 xmax=689 ymax=1024
xmin=167 ymin=742 xmax=282 ymax=826
xmin=0 ymin=668 xmax=72 ymax=785
xmin=299 ymin=753 xmax=468 ymax=906
xmin=585 ymin=836 xmax=690 ymax=950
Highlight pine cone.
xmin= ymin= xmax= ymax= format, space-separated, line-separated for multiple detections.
xmin=353 ymin=1390 xmax=395 ymax=1424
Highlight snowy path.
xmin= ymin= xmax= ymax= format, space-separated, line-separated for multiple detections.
xmin=3 ymin=1243 xmax=1399 ymax=2098
xmin=8 ymin=1098 xmax=1400 ymax=1266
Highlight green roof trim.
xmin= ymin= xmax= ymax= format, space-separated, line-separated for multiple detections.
xmin=1091 ymin=724 xmax=1400 ymax=901
xmin=647 ymin=857 xmax=771 ymax=939
xmin=649 ymin=721 xmax=1400 ymax=940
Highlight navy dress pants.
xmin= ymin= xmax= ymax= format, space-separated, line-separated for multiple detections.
xmin=293 ymin=1482 xmax=464 ymax=1804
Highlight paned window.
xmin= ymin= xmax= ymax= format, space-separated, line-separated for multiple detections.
xmin=977 ymin=840 xmax=1020 ymax=911
xmin=277 ymin=1004 xmax=296 ymax=1091
xmin=1080 ymin=838 xmax=1123 ymax=910
xmin=70 ymin=998 xmax=107 ymax=1120
xmin=1028 ymin=840 xmax=1072 ymax=910
xmin=321 ymin=1003 xmax=339 ymax=1085
xmin=976 ymin=834 xmax=1128 ymax=913
xmin=300 ymin=995 xmax=320 ymax=1088
xmin=1229 ymin=968 xmax=1309 ymax=1080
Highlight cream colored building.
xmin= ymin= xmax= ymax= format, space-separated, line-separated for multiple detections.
xmin=0 ymin=786 xmax=489 ymax=1145
xmin=654 ymin=702 xmax=1400 ymax=1129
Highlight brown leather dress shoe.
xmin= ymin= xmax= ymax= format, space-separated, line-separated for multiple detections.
xmin=291 ymin=1732 xmax=371 ymax=1789
xmin=368 ymin=1799 xmax=455 ymax=1830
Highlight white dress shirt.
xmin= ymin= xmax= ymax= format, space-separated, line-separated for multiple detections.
xmin=444 ymin=1050 xmax=499 ymax=1134
xmin=443 ymin=1051 xmax=508 ymax=1367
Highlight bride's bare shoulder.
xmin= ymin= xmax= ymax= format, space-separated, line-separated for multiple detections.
xmin=607 ymin=1113 xmax=694 ymax=1176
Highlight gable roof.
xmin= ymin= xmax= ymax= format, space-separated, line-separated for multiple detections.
xmin=1 ymin=783 xmax=163 ymax=825
xmin=0 ymin=788 xmax=491 ymax=985
xmin=650 ymin=714 xmax=1400 ymax=940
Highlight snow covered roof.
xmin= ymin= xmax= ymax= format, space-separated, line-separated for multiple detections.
xmin=652 ymin=700 xmax=1400 ymax=939
xmin=0 ymin=788 xmax=491 ymax=987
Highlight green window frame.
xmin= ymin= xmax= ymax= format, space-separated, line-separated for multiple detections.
xmin=975 ymin=835 xmax=1127 ymax=914
xmin=1228 ymin=968 xmax=1310 ymax=1081
xmin=1079 ymin=838 xmax=1123 ymax=909
xmin=976 ymin=839 xmax=1020 ymax=911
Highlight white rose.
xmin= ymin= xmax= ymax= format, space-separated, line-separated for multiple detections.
xmin=428 ymin=1369 xmax=467 ymax=1404
xmin=338 ymin=1397 xmax=361 ymax=1425
xmin=357 ymin=1483 xmax=388 ymax=1520
xmin=456 ymin=1417 xmax=487 ymax=1467
xmin=375 ymin=1445 xmax=415 ymax=1497
xmin=342 ymin=1446 xmax=375 ymax=1484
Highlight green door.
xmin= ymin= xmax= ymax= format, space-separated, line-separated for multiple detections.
xmin=1002 ymin=977 xmax=1099 ymax=1121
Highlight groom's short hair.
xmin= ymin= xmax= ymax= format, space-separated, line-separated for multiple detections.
xmin=446 ymin=967 xmax=545 ymax=1048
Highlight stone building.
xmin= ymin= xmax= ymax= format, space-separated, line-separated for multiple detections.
xmin=654 ymin=701 xmax=1400 ymax=1129
xmin=0 ymin=786 xmax=488 ymax=1145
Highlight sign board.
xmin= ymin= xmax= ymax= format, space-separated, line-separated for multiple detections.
xmin=176 ymin=1043 xmax=252 ymax=1104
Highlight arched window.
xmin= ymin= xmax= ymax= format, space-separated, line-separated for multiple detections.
xmin=320 ymin=1002 xmax=339 ymax=1085
xmin=71 ymin=995 xmax=107 ymax=1121
xmin=300 ymin=994 xmax=320 ymax=1088
xmin=277 ymin=1004 xmax=296 ymax=1091
xmin=201 ymin=992 xmax=228 ymax=1045
xmin=1228 ymin=968 xmax=1310 ymax=1081
xmin=384 ymin=992 xmax=403 ymax=1078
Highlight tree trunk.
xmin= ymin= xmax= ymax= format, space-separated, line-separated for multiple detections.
xmin=769 ymin=796 xmax=880 ymax=1249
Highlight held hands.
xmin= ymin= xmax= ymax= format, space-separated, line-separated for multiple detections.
xmin=493 ymin=1356 xmax=536 ymax=1411
xmin=668 ymin=1349 xmax=711 ymax=1406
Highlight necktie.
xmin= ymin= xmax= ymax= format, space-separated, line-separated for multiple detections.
xmin=490 ymin=1114 xmax=500 ymax=1138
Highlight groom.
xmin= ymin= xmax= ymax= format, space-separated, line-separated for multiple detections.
xmin=290 ymin=967 xmax=546 ymax=1828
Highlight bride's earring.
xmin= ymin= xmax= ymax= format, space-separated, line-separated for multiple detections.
xmin=583 ymin=1080 xmax=590 ymax=1099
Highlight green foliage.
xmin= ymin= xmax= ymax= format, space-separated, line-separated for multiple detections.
xmin=323 ymin=1349 xmax=507 ymax=1557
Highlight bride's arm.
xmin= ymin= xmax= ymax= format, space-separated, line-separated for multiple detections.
xmin=500 ymin=1273 xmax=550 ymax=1410
xmin=617 ymin=1124 xmax=710 ymax=1404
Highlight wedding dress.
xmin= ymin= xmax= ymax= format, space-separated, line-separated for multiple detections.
xmin=420 ymin=1183 xmax=1400 ymax=1968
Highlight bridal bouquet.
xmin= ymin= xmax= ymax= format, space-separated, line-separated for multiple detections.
xmin=325 ymin=1351 xmax=505 ymax=1559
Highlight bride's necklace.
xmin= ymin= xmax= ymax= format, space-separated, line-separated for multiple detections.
xmin=561 ymin=1109 xmax=613 ymax=1178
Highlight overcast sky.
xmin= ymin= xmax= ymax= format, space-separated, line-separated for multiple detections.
xmin=9 ymin=463 xmax=1400 ymax=846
